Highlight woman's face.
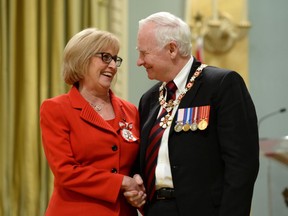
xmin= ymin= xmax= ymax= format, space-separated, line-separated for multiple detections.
xmin=82 ymin=49 xmax=119 ymax=92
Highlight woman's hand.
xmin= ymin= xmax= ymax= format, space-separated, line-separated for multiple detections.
xmin=122 ymin=174 xmax=146 ymax=208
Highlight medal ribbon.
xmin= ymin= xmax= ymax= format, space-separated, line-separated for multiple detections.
xmin=192 ymin=106 xmax=198 ymax=124
xmin=176 ymin=108 xmax=184 ymax=125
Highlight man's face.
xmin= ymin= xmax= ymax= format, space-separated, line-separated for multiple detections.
xmin=136 ymin=23 xmax=172 ymax=82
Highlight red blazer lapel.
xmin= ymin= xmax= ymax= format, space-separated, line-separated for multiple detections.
xmin=68 ymin=86 xmax=117 ymax=134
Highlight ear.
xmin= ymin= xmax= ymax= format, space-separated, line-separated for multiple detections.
xmin=168 ymin=41 xmax=178 ymax=58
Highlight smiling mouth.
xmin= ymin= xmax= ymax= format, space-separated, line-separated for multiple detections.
xmin=102 ymin=72 xmax=113 ymax=78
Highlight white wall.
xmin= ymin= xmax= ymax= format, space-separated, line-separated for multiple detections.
xmin=249 ymin=0 xmax=288 ymax=139
xmin=249 ymin=0 xmax=288 ymax=215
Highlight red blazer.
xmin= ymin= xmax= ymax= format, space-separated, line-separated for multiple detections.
xmin=40 ymin=85 xmax=140 ymax=216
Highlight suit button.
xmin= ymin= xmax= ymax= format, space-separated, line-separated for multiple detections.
xmin=111 ymin=168 xmax=117 ymax=173
xmin=112 ymin=145 xmax=118 ymax=151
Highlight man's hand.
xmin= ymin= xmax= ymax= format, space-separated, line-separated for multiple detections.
xmin=122 ymin=174 xmax=146 ymax=208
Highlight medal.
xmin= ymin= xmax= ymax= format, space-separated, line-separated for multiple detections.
xmin=197 ymin=119 xmax=208 ymax=130
xmin=158 ymin=64 xmax=207 ymax=130
xmin=174 ymin=109 xmax=184 ymax=132
xmin=190 ymin=106 xmax=198 ymax=131
xmin=119 ymin=121 xmax=137 ymax=142
xmin=182 ymin=123 xmax=190 ymax=132
xmin=160 ymin=114 xmax=173 ymax=129
xmin=121 ymin=129 xmax=137 ymax=141
xmin=182 ymin=108 xmax=193 ymax=132
xmin=190 ymin=122 xmax=198 ymax=131
xmin=197 ymin=105 xmax=210 ymax=130
xmin=174 ymin=122 xmax=183 ymax=132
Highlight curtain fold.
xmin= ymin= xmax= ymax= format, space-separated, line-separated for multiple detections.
xmin=0 ymin=0 xmax=109 ymax=215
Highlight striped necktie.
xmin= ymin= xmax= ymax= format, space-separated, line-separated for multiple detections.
xmin=144 ymin=81 xmax=177 ymax=201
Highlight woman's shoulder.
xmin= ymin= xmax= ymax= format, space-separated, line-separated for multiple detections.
xmin=40 ymin=93 xmax=70 ymax=113
xmin=42 ymin=93 xmax=69 ymax=104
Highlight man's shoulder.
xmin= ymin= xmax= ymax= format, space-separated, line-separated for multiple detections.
xmin=202 ymin=65 xmax=243 ymax=81
xmin=204 ymin=65 xmax=233 ymax=75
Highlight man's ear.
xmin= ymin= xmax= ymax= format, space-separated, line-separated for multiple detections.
xmin=168 ymin=41 xmax=178 ymax=58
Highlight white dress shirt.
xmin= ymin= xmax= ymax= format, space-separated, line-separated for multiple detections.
xmin=155 ymin=56 xmax=194 ymax=189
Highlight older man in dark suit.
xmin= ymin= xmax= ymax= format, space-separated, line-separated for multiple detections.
xmin=130 ymin=11 xmax=259 ymax=216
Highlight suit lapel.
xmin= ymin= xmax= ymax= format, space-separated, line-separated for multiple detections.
xmin=142 ymin=89 xmax=160 ymax=140
xmin=110 ymin=90 xmax=126 ymax=132
xmin=140 ymin=88 xmax=161 ymax=169
xmin=179 ymin=59 xmax=203 ymax=108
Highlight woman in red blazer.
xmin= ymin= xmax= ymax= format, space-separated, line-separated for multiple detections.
xmin=40 ymin=28 xmax=146 ymax=216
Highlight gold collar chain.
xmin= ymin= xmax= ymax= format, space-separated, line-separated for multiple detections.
xmin=158 ymin=64 xmax=207 ymax=129
xmin=159 ymin=64 xmax=207 ymax=112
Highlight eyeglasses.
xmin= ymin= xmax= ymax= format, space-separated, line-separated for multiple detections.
xmin=95 ymin=52 xmax=123 ymax=67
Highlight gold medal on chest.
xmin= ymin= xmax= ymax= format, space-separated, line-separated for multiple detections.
xmin=182 ymin=123 xmax=190 ymax=132
xmin=197 ymin=119 xmax=208 ymax=130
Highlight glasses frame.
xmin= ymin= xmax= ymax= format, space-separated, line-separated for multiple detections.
xmin=95 ymin=52 xmax=123 ymax=67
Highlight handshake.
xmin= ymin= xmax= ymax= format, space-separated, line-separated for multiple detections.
xmin=121 ymin=174 xmax=146 ymax=208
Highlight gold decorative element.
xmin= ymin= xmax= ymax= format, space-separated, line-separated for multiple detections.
xmin=191 ymin=11 xmax=251 ymax=53
xmin=182 ymin=123 xmax=190 ymax=132
xmin=198 ymin=119 xmax=208 ymax=130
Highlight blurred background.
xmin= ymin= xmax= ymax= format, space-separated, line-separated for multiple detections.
xmin=1 ymin=0 xmax=287 ymax=215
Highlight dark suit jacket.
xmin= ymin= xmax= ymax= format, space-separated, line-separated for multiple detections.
xmin=138 ymin=59 xmax=259 ymax=216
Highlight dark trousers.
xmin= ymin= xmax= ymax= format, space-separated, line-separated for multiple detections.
xmin=146 ymin=199 xmax=180 ymax=216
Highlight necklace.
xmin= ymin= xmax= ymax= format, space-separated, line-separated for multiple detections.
xmin=158 ymin=64 xmax=207 ymax=128
xmin=90 ymin=102 xmax=104 ymax=112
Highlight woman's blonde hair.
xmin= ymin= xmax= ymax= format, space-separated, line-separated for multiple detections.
xmin=62 ymin=28 xmax=120 ymax=85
